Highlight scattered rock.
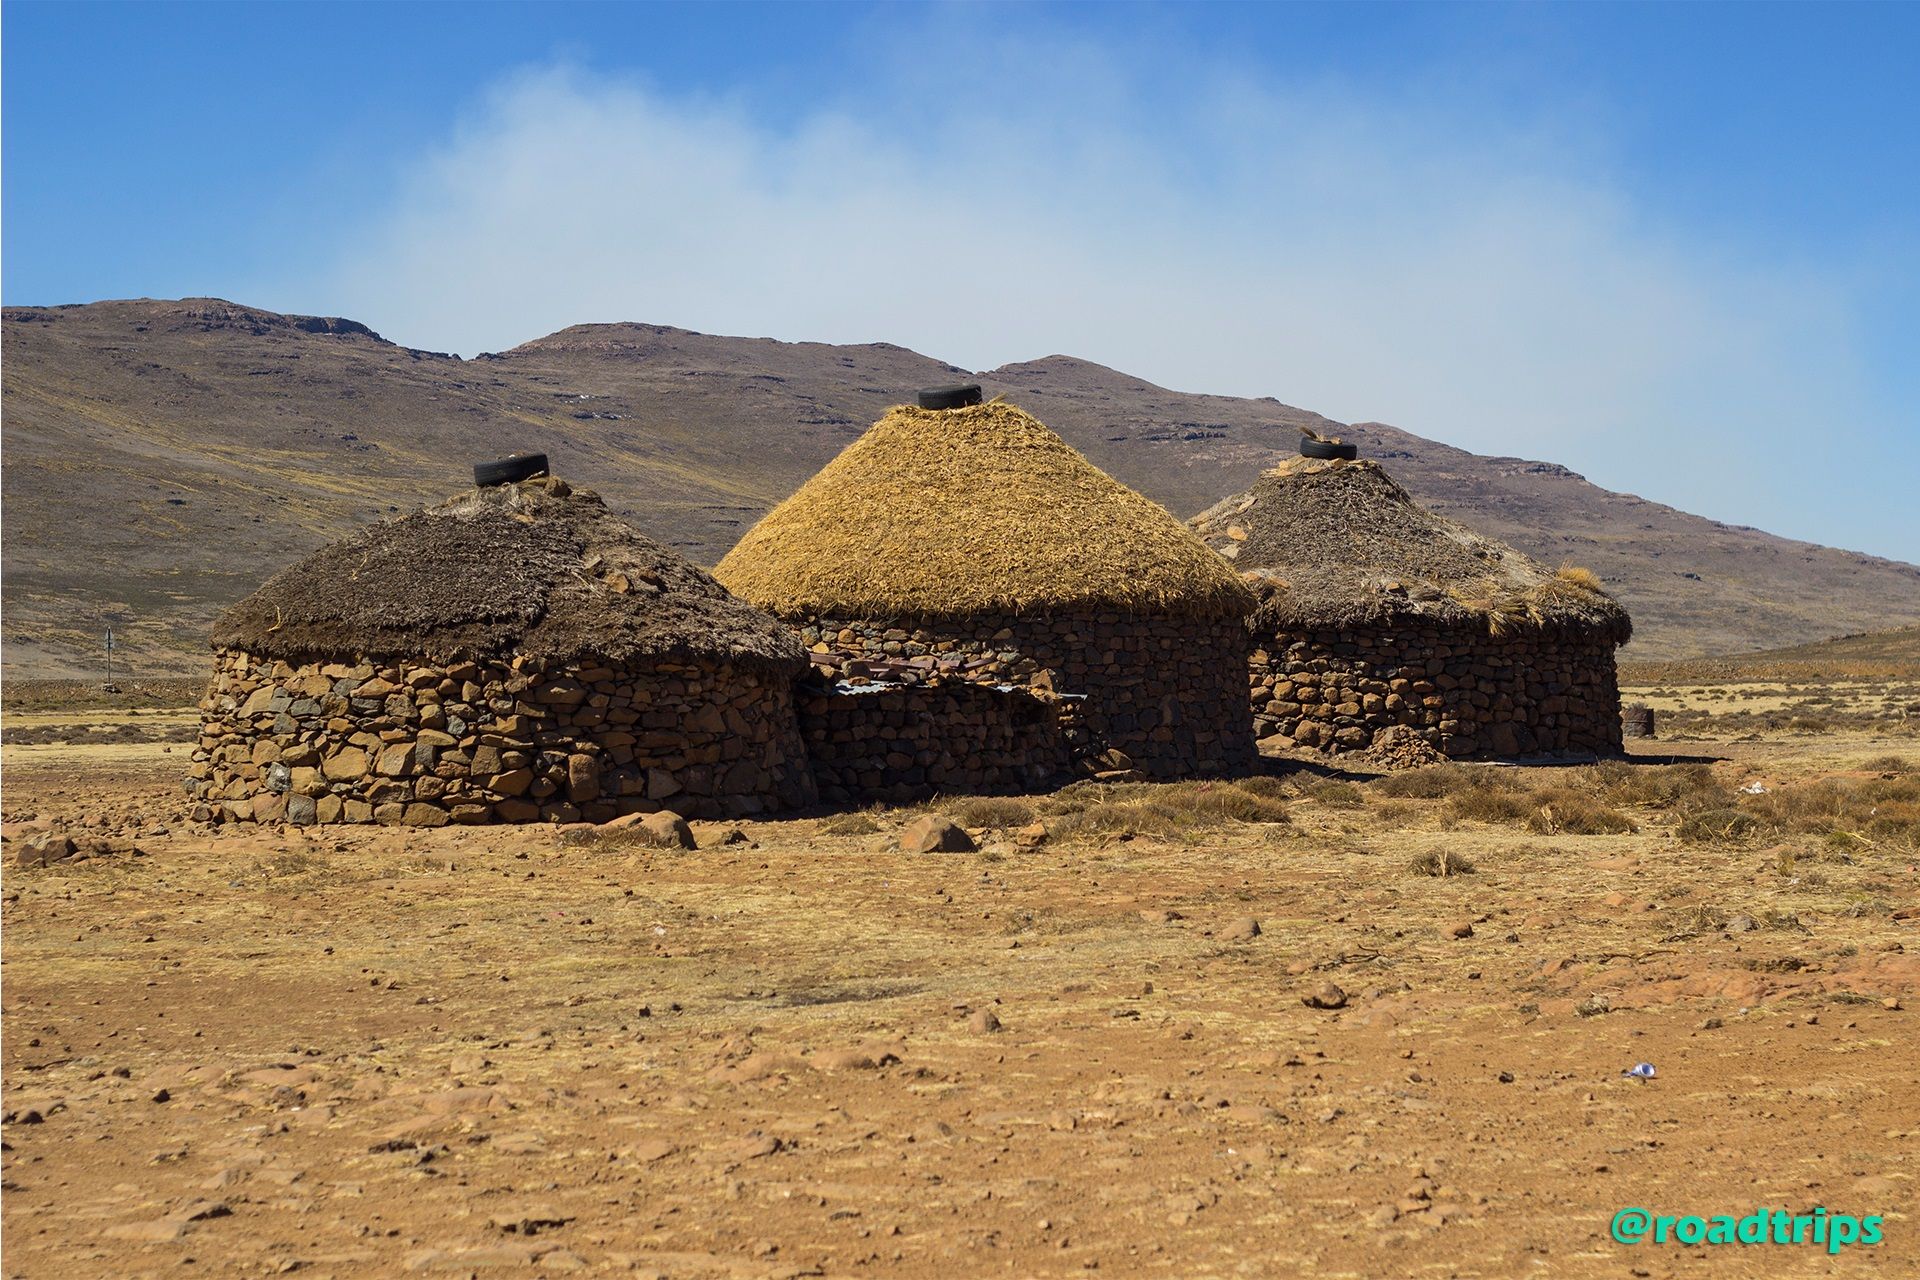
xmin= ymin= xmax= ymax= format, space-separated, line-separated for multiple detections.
xmin=14 ymin=832 xmax=77 ymax=868
xmin=968 ymin=1008 xmax=1003 ymax=1034
xmin=1302 ymin=983 xmax=1348 ymax=1010
xmin=1446 ymin=920 xmax=1475 ymax=940
xmin=627 ymin=1138 xmax=677 ymax=1163
xmin=488 ymin=1208 xmax=574 ymax=1236
xmin=813 ymin=1044 xmax=902 ymax=1071
xmin=1220 ymin=917 xmax=1262 ymax=941
xmin=635 ymin=811 xmax=695 ymax=850
xmin=899 ymin=815 xmax=976 ymax=854
xmin=724 ymin=1133 xmax=784 ymax=1161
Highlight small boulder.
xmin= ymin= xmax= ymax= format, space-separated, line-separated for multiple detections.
xmin=968 ymin=1008 xmax=1003 ymax=1034
xmin=899 ymin=815 xmax=976 ymax=854
xmin=1302 ymin=982 xmax=1348 ymax=1010
xmin=1445 ymin=920 xmax=1475 ymax=940
xmin=14 ymin=833 xmax=76 ymax=868
xmin=1220 ymin=917 xmax=1262 ymax=942
xmin=637 ymin=811 xmax=695 ymax=850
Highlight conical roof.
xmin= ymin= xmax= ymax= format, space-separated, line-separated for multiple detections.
xmin=211 ymin=478 xmax=807 ymax=671
xmin=1191 ymin=457 xmax=1631 ymax=642
xmin=712 ymin=401 xmax=1254 ymax=622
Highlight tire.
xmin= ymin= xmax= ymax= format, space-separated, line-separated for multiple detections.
xmin=474 ymin=453 xmax=550 ymax=487
xmin=1299 ymin=437 xmax=1358 ymax=461
xmin=917 ymin=383 xmax=983 ymax=411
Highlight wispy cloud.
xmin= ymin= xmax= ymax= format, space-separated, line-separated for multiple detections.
xmin=271 ymin=39 xmax=1910 ymax=558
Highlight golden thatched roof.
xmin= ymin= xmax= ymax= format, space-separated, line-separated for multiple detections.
xmin=714 ymin=401 xmax=1253 ymax=622
xmin=1192 ymin=457 xmax=1632 ymax=643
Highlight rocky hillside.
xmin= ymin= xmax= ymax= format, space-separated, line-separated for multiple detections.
xmin=6 ymin=297 xmax=1919 ymax=677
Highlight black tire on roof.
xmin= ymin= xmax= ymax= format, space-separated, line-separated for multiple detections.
xmin=917 ymin=384 xmax=983 ymax=411
xmin=474 ymin=453 xmax=550 ymax=487
xmin=1299 ymin=437 xmax=1358 ymax=461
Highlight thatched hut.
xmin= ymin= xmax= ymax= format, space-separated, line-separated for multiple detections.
xmin=1191 ymin=457 xmax=1631 ymax=758
xmin=191 ymin=477 xmax=817 ymax=825
xmin=715 ymin=399 xmax=1257 ymax=779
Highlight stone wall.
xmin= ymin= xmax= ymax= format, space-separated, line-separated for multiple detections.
xmin=800 ymin=681 xmax=1073 ymax=806
xmin=1250 ymin=625 xmax=1623 ymax=758
xmin=190 ymin=648 xmax=816 ymax=825
xmin=793 ymin=609 xmax=1255 ymax=780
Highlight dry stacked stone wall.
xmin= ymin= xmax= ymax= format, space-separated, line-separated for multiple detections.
xmin=800 ymin=682 xmax=1073 ymax=805
xmin=190 ymin=648 xmax=816 ymax=825
xmin=795 ymin=610 xmax=1255 ymax=779
xmin=1250 ymin=626 xmax=1623 ymax=758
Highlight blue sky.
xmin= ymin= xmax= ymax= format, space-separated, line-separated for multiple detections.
xmin=5 ymin=1 xmax=1918 ymax=561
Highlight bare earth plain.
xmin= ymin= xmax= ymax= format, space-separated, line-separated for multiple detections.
xmin=4 ymin=674 xmax=1918 ymax=1278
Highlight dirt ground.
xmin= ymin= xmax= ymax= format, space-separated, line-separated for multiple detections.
xmin=3 ymin=691 xmax=1917 ymax=1279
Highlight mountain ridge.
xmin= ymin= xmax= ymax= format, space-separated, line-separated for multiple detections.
xmin=4 ymin=296 xmax=1918 ymax=678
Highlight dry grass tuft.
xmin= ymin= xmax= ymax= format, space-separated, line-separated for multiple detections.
xmin=819 ymin=812 xmax=883 ymax=836
xmin=1554 ymin=565 xmax=1606 ymax=592
xmin=1372 ymin=764 xmax=1485 ymax=799
xmin=1677 ymin=807 xmax=1765 ymax=844
xmin=944 ymin=795 xmax=1038 ymax=829
xmin=1303 ymin=779 xmax=1366 ymax=808
xmin=1409 ymin=848 xmax=1476 ymax=877
xmin=1445 ymin=788 xmax=1535 ymax=825
xmin=1523 ymin=787 xmax=1637 ymax=835
xmin=1038 ymin=779 xmax=1289 ymax=840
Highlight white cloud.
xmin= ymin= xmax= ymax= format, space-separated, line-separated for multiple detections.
xmin=270 ymin=49 xmax=1910 ymax=559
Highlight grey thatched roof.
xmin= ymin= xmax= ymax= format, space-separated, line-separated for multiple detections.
xmin=1191 ymin=458 xmax=1632 ymax=643
xmin=211 ymin=479 xmax=807 ymax=671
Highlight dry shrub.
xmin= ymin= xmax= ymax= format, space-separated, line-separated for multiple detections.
xmin=1409 ymin=848 xmax=1476 ymax=877
xmin=1677 ymin=807 xmax=1765 ymax=844
xmin=1861 ymin=754 xmax=1914 ymax=775
xmin=1304 ymin=779 xmax=1365 ymax=808
xmin=1233 ymin=775 xmax=1292 ymax=799
xmin=1787 ymin=717 xmax=1832 ymax=734
xmin=1743 ymin=776 xmax=1920 ymax=851
xmin=1588 ymin=761 xmax=1732 ymax=812
xmin=1445 ymin=788 xmax=1534 ymax=825
xmin=1371 ymin=799 xmax=1427 ymax=828
xmin=1524 ymin=787 xmax=1637 ymax=835
xmin=1037 ymin=778 xmax=1289 ymax=840
xmin=1046 ymin=801 xmax=1186 ymax=840
xmin=1183 ymin=786 xmax=1292 ymax=824
xmin=820 ymin=812 xmax=882 ymax=836
xmin=945 ymin=795 xmax=1038 ymax=829
xmin=1372 ymin=763 xmax=1482 ymax=799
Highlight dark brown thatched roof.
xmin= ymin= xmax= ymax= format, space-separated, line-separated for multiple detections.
xmin=211 ymin=479 xmax=807 ymax=671
xmin=714 ymin=401 xmax=1253 ymax=622
xmin=1191 ymin=458 xmax=1632 ymax=644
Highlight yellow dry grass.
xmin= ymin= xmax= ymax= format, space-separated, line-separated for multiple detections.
xmin=714 ymin=401 xmax=1253 ymax=621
